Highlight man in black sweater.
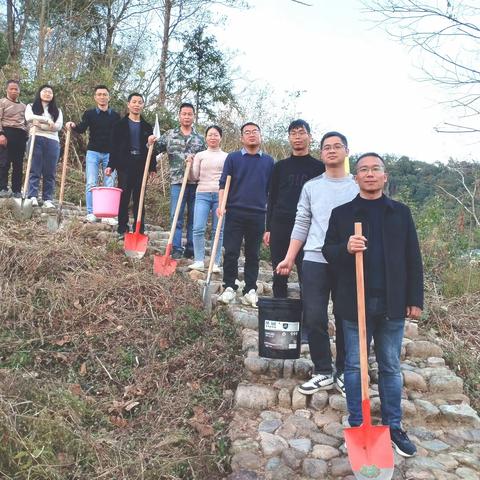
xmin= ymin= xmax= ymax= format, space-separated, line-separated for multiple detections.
xmin=264 ymin=119 xmax=325 ymax=298
xmin=66 ymin=85 xmax=120 ymax=223
xmin=323 ymin=153 xmax=423 ymax=458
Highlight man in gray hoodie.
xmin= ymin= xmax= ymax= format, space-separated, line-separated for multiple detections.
xmin=276 ymin=131 xmax=359 ymax=396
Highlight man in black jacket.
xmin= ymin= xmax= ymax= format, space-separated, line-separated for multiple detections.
xmin=323 ymin=152 xmax=423 ymax=458
xmin=105 ymin=93 xmax=155 ymax=238
xmin=66 ymin=85 xmax=120 ymax=223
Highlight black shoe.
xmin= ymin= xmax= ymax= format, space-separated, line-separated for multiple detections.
xmin=171 ymin=249 xmax=183 ymax=260
xmin=117 ymin=232 xmax=125 ymax=241
xmin=183 ymin=249 xmax=194 ymax=259
xmin=390 ymin=428 xmax=417 ymax=457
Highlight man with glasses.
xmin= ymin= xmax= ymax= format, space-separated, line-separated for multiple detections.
xmin=66 ymin=85 xmax=120 ymax=223
xmin=276 ymin=131 xmax=358 ymax=396
xmin=218 ymin=122 xmax=274 ymax=307
xmin=264 ymin=119 xmax=325 ymax=298
xmin=323 ymin=153 xmax=423 ymax=457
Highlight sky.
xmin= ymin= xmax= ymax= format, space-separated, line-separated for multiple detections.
xmin=210 ymin=0 xmax=478 ymax=164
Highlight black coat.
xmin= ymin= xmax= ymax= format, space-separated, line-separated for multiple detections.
xmin=108 ymin=115 xmax=156 ymax=173
xmin=322 ymin=194 xmax=424 ymax=320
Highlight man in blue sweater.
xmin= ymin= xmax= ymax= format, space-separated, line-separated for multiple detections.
xmin=218 ymin=122 xmax=274 ymax=307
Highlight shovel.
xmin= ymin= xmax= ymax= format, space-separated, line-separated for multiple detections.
xmin=202 ymin=175 xmax=231 ymax=314
xmin=344 ymin=222 xmax=394 ymax=480
xmin=153 ymin=159 xmax=192 ymax=276
xmin=47 ymin=127 xmax=71 ymax=231
xmin=124 ymin=144 xmax=155 ymax=259
xmin=13 ymin=126 xmax=36 ymax=221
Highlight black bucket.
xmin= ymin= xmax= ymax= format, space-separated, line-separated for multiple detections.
xmin=258 ymin=297 xmax=302 ymax=360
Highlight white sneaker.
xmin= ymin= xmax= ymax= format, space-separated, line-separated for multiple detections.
xmin=30 ymin=197 xmax=38 ymax=207
xmin=241 ymin=289 xmax=258 ymax=308
xmin=218 ymin=287 xmax=236 ymax=304
xmin=43 ymin=200 xmax=55 ymax=209
xmin=101 ymin=217 xmax=118 ymax=226
xmin=188 ymin=261 xmax=205 ymax=272
xmin=85 ymin=213 xmax=98 ymax=223
xmin=212 ymin=264 xmax=221 ymax=273
xmin=298 ymin=373 xmax=334 ymax=395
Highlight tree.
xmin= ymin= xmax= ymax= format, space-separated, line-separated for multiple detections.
xmin=363 ymin=1 xmax=480 ymax=134
xmin=5 ymin=0 xmax=32 ymax=64
xmin=172 ymin=26 xmax=235 ymax=121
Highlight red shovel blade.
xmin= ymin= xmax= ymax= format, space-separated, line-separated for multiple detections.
xmin=153 ymin=244 xmax=177 ymax=276
xmin=124 ymin=231 xmax=148 ymax=259
xmin=345 ymin=419 xmax=394 ymax=480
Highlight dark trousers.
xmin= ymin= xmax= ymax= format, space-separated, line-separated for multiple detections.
xmin=270 ymin=219 xmax=303 ymax=297
xmin=223 ymin=208 xmax=265 ymax=293
xmin=117 ymin=165 xmax=145 ymax=234
xmin=302 ymin=260 xmax=345 ymax=375
xmin=0 ymin=127 xmax=27 ymax=193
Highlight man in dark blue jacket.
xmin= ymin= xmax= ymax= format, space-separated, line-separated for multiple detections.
xmin=323 ymin=152 xmax=423 ymax=458
xmin=217 ymin=122 xmax=274 ymax=307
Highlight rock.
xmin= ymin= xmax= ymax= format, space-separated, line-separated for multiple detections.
xmin=418 ymin=367 xmax=451 ymax=379
xmin=244 ymin=357 xmax=269 ymax=375
xmin=408 ymin=426 xmax=436 ymax=441
xmin=302 ymin=458 xmax=328 ymax=478
xmin=404 ymin=321 xmax=419 ymax=339
xmin=265 ymin=457 xmax=281 ymax=471
xmin=404 ymin=469 xmax=435 ymax=479
xmin=272 ymin=378 xmax=298 ymax=392
xmin=436 ymin=453 xmax=459 ymax=470
xmin=309 ymin=431 xmax=342 ymax=447
xmin=235 ymin=385 xmax=278 ymax=410
xmin=456 ymin=467 xmax=479 ymax=480
xmin=451 ymin=452 xmax=480 ymax=470
xmin=430 ymin=470 xmax=461 ymax=480
xmin=226 ymin=470 xmax=261 ymax=480
xmin=268 ymin=465 xmax=295 ymax=480
xmin=232 ymin=309 xmax=258 ymax=329
xmin=231 ymin=439 xmax=260 ymax=454
xmin=323 ymin=421 xmax=344 ymax=439
xmin=260 ymin=411 xmax=282 ymax=421
xmin=427 ymin=356 xmax=445 ymax=367
xmin=278 ymin=389 xmax=291 ymax=409
xmin=242 ymin=329 xmax=258 ymax=351
xmin=330 ymin=457 xmax=353 ymax=477
xmin=439 ymin=404 xmax=480 ymax=427
xmin=429 ymin=375 xmax=464 ymax=394
xmin=405 ymin=340 xmax=443 ymax=359
xmin=281 ymin=448 xmax=306 ymax=470
xmin=294 ymin=409 xmax=311 ymax=419
xmin=268 ymin=359 xmax=284 ymax=377
xmin=283 ymin=359 xmax=294 ymax=378
xmin=259 ymin=432 xmax=288 ymax=457
xmin=420 ymin=439 xmax=450 ymax=452
xmin=407 ymin=456 xmax=443 ymax=470
xmin=188 ymin=270 xmax=205 ymax=281
xmin=231 ymin=451 xmax=264 ymax=471
xmin=293 ymin=358 xmax=313 ymax=379
xmin=288 ymin=438 xmax=311 ymax=454
xmin=329 ymin=393 xmax=348 ymax=412
xmin=291 ymin=387 xmax=307 ymax=410
xmin=430 ymin=393 xmax=471 ymax=405
xmin=275 ymin=422 xmax=296 ymax=440
xmin=413 ymin=399 xmax=440 ymax=418
xmin=284 ymin=414 xmax=318 ymax=436
xmin=403 ymin=370 xmax=428 ymax=391
xmin=311 ymin=444 xmax=340 ymax=460
xmin=312 ymin=411 xmax=340 ymax=428
xmin=258 ymin=419 xmax=282 ymax=434
xmin=401 ymin=398 xmax=417 ymax=416
xmin=310 ymin=390 xmax=329 ymax=411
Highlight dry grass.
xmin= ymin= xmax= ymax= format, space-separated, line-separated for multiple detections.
xmin=0 ymin=204 xmax=242 ymax=479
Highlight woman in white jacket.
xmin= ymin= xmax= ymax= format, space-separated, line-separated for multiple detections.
xmin=25 ymin=84 xmax=63 ymax=208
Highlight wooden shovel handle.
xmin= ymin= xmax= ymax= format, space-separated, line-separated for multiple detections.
xmin=167 ymin=160 xmax=192 ymax=245
xmin=22 ymin=125 xmax=36 ymax=198
xmin=134 ymin=144 xmax=155 ymax=233
xmin=58 ymin=127 xmax=71 ymax=207
xmin=206 ymin=175 xmax=231 ymax=277
xmin=354 ymin=222 xmax=371 ymax=421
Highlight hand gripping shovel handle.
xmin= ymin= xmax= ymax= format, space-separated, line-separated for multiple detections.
xmin=166 ymin=160 xmax=192 ymax=246
xmin=133 ymin=144 xmax=155 ymax=234
xmin=22 ymin=126 xmax=37 ymax=199
xmin=205 ymin=175 xmax=231 ymax=284
xmin=58 ymin=127 xmax=71 ymax=208
xmin=354 ymin=222 xmax=371 ymax=426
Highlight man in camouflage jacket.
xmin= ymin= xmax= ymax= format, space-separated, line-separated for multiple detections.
xmin=156 ymin=102 xmax=206 ymax=258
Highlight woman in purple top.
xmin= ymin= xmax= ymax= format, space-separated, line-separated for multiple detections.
xmin=188 ymin=125 xmax=227 ymax=272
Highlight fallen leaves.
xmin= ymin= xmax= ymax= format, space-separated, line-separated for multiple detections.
xmin=188 ymin=406 xmax=214 ymax=437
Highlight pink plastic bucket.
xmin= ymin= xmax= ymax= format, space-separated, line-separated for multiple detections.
xmin=91 ymin=187 xmax=122 ymax=218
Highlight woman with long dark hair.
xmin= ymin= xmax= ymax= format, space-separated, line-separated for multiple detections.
xmin=24 ymin=84 xmax=63 ymax=208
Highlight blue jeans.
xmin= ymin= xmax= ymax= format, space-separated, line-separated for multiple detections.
xmin=27 ymin=136 xmax=60 ymax=200
xmin=343 ymin=297 xmax=405 ymax=429
xmin=85 ymin=150 xmax=116 ymax=214
xmin=193 ymin=191 xmax=223 ymax=264
xmin=170 ymin=183 xmax=196 ymax=252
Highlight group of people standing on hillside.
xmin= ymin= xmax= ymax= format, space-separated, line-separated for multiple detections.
xmin=0 ymin=79 xmax=424 ymax=458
